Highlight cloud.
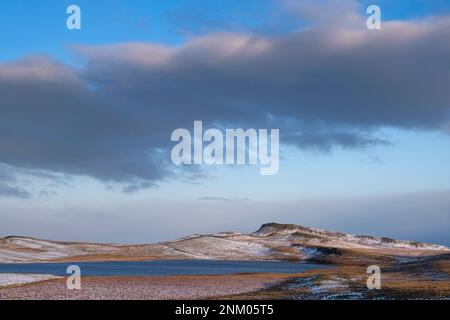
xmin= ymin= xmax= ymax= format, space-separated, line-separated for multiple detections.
xmin=0 ymin=56 xmax=173 ymax=193
xmin=0 ymin=165 xmax=31 ymax=199
xmin=1 ymin=6 xmax=450 ymax=193
xmin=76 ymin=17 xmax=450 ymax=131
xmin=0 ymin=184 xmax=31 ymax=199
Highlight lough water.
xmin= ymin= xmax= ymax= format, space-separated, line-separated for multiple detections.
xmin=0 ymin=260 xmax=327 ymax=277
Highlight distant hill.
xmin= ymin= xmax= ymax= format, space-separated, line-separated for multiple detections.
xmin=0 ymin=223 xmax=448 ymax=263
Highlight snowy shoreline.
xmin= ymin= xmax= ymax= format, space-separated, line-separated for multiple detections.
xmin=0 ymin=274 xmax=61 ymax=287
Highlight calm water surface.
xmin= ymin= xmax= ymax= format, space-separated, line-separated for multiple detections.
xmin=0 ymin=260 xmax=329 ymax=276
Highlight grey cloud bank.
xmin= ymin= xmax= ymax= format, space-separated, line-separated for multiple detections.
xmin=1 ymin=7 xmax=450 ymax=194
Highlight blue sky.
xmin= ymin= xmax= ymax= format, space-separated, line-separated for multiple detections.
xmin=0 ymin=0 xmax=280 ymax=61
xmin=2 ymin=0 xmax=450 ymax=61
xmin=1 ymin=0 xmax=450 ymax=244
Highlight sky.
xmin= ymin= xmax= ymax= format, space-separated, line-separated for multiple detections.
xmin=1 ymin=0 xmax=450 ymax=245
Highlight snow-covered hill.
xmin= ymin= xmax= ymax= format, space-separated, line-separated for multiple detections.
xmin=0 ymin=236 xmax=122 ymax=263
xmin=253 ymin=223 xmax=449 ymax=251
xmin=0 ymin=223 xmax=448 ymax=263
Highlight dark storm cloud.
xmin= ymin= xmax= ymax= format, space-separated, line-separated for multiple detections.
xmin=76 ymin=17 xmax=450 ymax=133
xmin=0 ymin=56 xmax=173 ymax=193
xmin=1 ymin=7 xmax=450 ymax=195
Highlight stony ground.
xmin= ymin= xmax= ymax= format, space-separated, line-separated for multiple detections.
xmin=0 ymin=274 xmax=288 ymax=300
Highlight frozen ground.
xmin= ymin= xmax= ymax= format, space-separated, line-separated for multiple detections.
xmin=0 ymin=275 xmax=283 ymax=300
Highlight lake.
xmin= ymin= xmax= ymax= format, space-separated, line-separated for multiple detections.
xmin=0 ymin=260 xmax=328 ymax=277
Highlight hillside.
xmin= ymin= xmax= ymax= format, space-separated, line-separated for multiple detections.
xmin=0 ymin=223 xmax=448 ymax=264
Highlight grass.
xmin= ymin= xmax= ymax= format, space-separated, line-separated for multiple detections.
xmin=222 ymin=249 xmax=450 ymax=300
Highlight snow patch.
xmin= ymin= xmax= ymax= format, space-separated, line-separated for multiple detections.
xmin=0 ymin=274 xmax=61 ymax=287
